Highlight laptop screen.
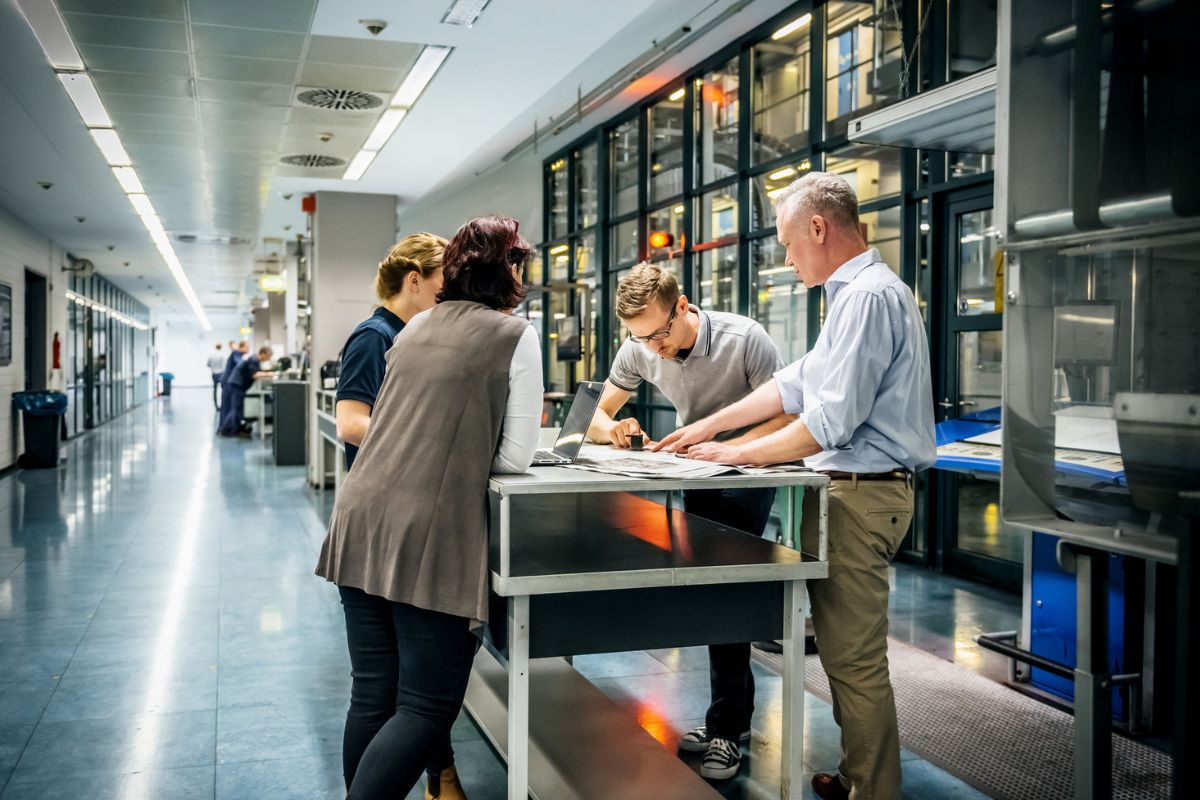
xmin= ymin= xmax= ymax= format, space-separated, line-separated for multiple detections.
xmin=552 ymin=381 xmax=604 ymax=458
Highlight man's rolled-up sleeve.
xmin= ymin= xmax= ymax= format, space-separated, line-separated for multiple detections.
xmin=772 ymin=354 xmax=808 ymax=415
xmin=800 ymin=291 xmax=893 ymax=451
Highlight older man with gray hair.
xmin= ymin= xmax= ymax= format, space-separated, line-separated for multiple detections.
xmin=656 ymin=171 xmax=936 ymax=800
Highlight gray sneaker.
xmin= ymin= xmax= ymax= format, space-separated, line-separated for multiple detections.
xmin=678 ymin=723 xmax=751 ymax=753
xmin=700 ymin=736 xmax=742 ymax=780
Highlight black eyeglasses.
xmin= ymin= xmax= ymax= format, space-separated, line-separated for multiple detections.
xmin=628 ymin=306 xmax=678 ymax=343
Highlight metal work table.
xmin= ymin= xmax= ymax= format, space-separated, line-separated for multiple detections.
xmin=470 ymin=466 xmax=829 ymax=799
xmin=312 ymin=389 xmax=344 ymax=494
xmin=244 ymin=378 xmax=275 ymax=440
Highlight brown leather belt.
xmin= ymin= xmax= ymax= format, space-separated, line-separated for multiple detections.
xmin=824 ymin=470 xmax=909 ymax=481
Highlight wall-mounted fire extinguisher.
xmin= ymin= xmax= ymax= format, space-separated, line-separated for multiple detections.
xmin=52 ymin=332 xmax=61 ymax=370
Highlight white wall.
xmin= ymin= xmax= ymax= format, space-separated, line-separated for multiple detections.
xmin=0 ymin=203 xmax=69 ymax=469
xmin=156 ymin=321 xmax=229 ymax=388
xmin=396 ymin=147 xmax=542 ymax=243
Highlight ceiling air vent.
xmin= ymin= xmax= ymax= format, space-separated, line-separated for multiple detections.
xmin=280 ymin=154 xmax=346 ymax=168
xmin=296 ymin=88 xmax=383 ymax=111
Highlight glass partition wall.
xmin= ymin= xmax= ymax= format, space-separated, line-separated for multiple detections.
xmin=539 ymin=0 xmax=1000 ymax=580
xmin=66 ymin=273 xmax=151 ymax=436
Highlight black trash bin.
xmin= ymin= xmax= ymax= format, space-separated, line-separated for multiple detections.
xmin=159 ymin=372 xmax=175 ymax=396
xmin=12 ymin=391 xmax=67 ymax=469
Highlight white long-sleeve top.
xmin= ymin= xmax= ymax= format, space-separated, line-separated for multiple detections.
xmin=401 ymin=309 xmax=543 ymax=474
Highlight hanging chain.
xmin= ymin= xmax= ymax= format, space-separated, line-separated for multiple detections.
xmin=887 ymin=0 xmax=935 ymax=99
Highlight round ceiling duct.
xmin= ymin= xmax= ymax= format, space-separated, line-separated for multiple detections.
xmin=296 ymin=88 xmax=383 ymax=111
xmin=280 ymin=154 xmax=346 ymax=168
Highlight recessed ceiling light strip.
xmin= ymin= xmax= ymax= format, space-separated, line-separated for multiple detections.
xmin=343 ymin=46 xmax=452 ymax=181
xmin=16 ymin=0 xmax=210 ymax=330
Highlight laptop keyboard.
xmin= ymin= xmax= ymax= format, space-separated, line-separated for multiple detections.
xmin=532 ymin=449 xmax=570 ymax=464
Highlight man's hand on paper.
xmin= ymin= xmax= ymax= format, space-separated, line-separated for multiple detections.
xmin=685 ymin=441 xmax=750 ymax=465
xmin=609 ymin=417 xmax=653 ymax=449
xmin=653 ymin=419 xmax=717 ymax=454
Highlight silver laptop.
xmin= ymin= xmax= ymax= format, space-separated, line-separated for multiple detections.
xmin=532 ymin=381 xmax=604 ymax=465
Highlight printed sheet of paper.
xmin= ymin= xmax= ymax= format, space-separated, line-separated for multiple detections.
xmin=563 ymin=444 xmax=811 ymax=479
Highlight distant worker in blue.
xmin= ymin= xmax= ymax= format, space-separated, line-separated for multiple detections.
xmin=216 ymin=340 xmax=248 ymax=428
xmin=218 ymin=345 xmax=272 ymax=437
xmin=336 ymin=232 xmax=448 ymax=471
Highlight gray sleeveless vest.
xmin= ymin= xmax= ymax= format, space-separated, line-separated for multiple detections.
xmin=315 ymin=301 xmax=530 ymax=628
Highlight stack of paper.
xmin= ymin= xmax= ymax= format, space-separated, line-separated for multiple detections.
xmin=563 ymin=445 xmax=811 ymax=479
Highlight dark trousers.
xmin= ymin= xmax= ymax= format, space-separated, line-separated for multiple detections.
xmin=211 ymin=374 xmax=221 ymax=408
xmin=339 ymin=586 xmax=480 ymax=800
xmin=682 ymin=486 xmax=776 ymax=739
xmin=218 ymin=385 xmax=245 ymax=435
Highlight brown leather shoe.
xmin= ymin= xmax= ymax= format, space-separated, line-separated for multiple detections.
xmin=811 ymin=772 xmax=851 ymax=800
xmin=425 ymin=764 xmax=468 ymax=800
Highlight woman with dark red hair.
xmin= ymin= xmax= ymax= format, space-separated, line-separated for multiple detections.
xmin=316 ymin=216 xmax=543 ymax=799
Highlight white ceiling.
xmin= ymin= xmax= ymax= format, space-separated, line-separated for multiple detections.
xmin=0 ymin=0 xmax=797 ymax=335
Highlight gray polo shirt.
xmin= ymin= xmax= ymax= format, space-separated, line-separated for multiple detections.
xmin=608 ymin=305 xmax=784 ymax=440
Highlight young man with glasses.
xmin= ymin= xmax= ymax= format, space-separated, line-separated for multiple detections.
xmin=586 ymin=262 xmax=787 ymax=781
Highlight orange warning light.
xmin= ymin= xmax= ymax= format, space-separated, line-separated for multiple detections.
xmin=648 ymin=230 xmax=673 ymax=249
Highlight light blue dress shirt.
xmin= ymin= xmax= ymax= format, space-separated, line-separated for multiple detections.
xmin=774 ymin=248 xmax=937 ymax=473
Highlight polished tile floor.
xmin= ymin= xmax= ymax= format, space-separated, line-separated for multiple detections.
xmin=0 ymin=391 xmax=1013 ymax=799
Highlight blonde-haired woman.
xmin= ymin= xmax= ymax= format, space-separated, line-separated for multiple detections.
xmin=336 ymin=232 xmax=446 ymax=469
xmin=331 ymin=231 xmax=468 ymax=799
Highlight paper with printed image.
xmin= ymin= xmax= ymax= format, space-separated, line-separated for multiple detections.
xmin=563 ymin=444 xmax=812 ymax=479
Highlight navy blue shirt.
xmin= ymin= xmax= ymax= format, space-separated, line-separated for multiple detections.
xmin=220 ymin=351 xmax=244 ymax=386
xmin=229 ymin=355 xmax=262 ymax=390
xmin=337 ymin=307 xmax=404 ymax=470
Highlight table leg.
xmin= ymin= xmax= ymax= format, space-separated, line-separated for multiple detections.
xmin=781 ymin=579 xmax=806 ymax=799
xmin=507 ymin=595 xmax=530 ymax=799
xmin=784 ymin=487 xmax=797 ymax=549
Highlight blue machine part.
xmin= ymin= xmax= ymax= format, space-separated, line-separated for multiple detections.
xmin=1029 ymin=531 xmax=1128 ymax=720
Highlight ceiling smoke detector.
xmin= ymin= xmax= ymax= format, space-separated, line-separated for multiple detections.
xmin=296 ymin=88 xmax=383 ymax=112
xmin=280 ymin=154 xmax=347 ymax=168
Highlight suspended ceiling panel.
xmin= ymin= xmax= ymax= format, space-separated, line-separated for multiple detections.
xmin=847 ymin=67 xmax=997 ymax=154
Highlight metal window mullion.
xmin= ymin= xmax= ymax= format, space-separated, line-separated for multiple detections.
xmin=637 ymin=107 xmax=650 ymax=263
xmin=737 ymin=44 xmax=752 ymax=317
xmin=682 ymin=75 xmax=696 ymax=300
xmin=597 ymin=128 xmax=613 ymax=372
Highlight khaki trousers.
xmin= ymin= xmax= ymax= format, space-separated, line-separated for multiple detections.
xmin=801 ymin=476 xmax=913 ymax=800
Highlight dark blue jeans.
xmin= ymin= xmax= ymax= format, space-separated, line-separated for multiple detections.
xmin=218 ymin=385 xmax=245 ymax=435
xmin=339 ymin=586 xmax=480 ymax=799
xmin=682 ymin=486 xmax=776 ymax=740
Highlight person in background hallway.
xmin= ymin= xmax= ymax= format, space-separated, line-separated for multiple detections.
xmin=217 ymin=340 xmax=248 ymax=430
xmin=330 ymin=231 xmax=457 ymax=795
xmin=585 ymin=262 xmax=786 ymax=781
xmin=657 ymin=172 xmax=937 ymax=800
xmin=315 ymin=216 xmax=542 ymax=800
xmin=206 ymin=343 xmax=227 ymax=409
xmin=218 ymin=345 xmax=272 ymax=437
xmin=336 ymin=232 xmax=448 ymax=471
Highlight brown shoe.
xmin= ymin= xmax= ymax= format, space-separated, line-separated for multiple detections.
xmin=811 ymin=772 xmax=851 ymax=800
xmin=425 ymin=764 xmax=468 ymax=800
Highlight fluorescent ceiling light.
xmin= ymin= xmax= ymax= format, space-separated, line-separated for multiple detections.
xmin=769 ymin=167 xmax=796 ymax=181
xmin=58 ymin=73 xmax=112 ymax=127
xmin=441 ymin=0 xmax=490 ymax=26
xmin=548 ymin=244 xmax=569 ymax=255
xmin=112 ymin=166 xmax=144 ymax=194
xmin=392 ymin=46 xmax=451 ymax=108
xmin=342 ymin=150 xmax=377 ymax=181
xmin=141 ymin=215 xmax=165 ymax=237
xmin=772 ymin=13 xmax=812 ymax=40
xmin=128 ymin=194 xmax=155 ymax=217
xmin=362 ymin=107 xmax=408 ymax=152
xmin=89 ymin=129 xmax=131 ymax=166
xmin=13 ymin=0 xmax=84 ymax=69
xmin=668 ymin=88 xmax=685 ymax=102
